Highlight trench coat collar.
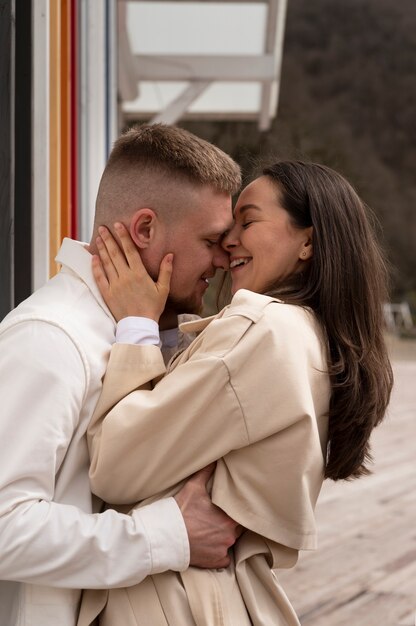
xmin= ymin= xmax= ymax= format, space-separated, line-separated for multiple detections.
xmin=179 ymin=289 xmax=280 ymax=335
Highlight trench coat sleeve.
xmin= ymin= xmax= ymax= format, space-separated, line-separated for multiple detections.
xmin=89 ymin=301 xmax=328 ymax=550
xmin=87 ymin=343 xmax=166 ymax=452
xmin=89 ymin=352 xmax=249 ymax=505
xmin=88 ymin=312 xmax=257 ymax=505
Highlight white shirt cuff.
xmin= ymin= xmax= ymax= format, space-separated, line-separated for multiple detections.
xmin=132 ymin=497 xmax=190 ymax=574
xmin=116 ymin=316 xmax=160 ymax=345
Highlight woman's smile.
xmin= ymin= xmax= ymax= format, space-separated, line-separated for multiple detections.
xmin=229 ymin=257 xmax=252 ymax=270
xmin=222 ymin=176 xmax=313 ymax=295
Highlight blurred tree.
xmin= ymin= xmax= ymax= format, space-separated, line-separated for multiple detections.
xmin=182 ymin=0 xmax=416 ymax=301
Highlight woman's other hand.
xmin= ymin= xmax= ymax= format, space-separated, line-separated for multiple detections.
xmin=92 ymin=222 xmax=173 ymax=322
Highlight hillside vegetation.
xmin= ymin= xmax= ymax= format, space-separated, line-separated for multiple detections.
xmin=183 ymin=0 xmax=416 ymax=300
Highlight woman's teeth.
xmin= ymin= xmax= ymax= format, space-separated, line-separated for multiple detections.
xmin=230 ymin=258 xmax=250 ymax=269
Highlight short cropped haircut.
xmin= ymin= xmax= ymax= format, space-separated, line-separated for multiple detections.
xmin=106 ymin=124 xmax=241 ymax=194
xmin=93 ymin=124 xmax=241 ymax=231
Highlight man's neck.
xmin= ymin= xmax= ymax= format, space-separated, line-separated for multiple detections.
xmin=159 ymin=309 xmax=179 ymax=331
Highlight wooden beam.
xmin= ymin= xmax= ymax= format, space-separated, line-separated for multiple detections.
xmin=134 ymin=54 xmax=277 ymax=82
xmin=118 ymin=0 xmax=140 ymax=102
xmin=150 ymin=81 xmax=210 ymax=125
xmin=259 ymin=0 xmax=288 ymax=130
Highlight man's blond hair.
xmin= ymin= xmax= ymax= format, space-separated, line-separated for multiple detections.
xmin=93 ymin=124 xmax=241 ymax=232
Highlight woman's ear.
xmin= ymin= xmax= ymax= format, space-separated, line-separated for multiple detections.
xmin=300 ymin=227 xmax=313 ymax=260
xmin=129 ymin=209 xmax=157 ymax=249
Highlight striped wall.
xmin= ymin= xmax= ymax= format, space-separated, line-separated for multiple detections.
xmin=1 ymin=0 xmax=117 ymax=317
xmin=32 ymin=0 xmax=117 ymax=290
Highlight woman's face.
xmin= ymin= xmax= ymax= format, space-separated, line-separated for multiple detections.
xmin=222 ymin=176 xmax=313 ymax=295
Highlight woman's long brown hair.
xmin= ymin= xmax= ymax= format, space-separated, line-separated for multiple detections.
xmin=263 ymin=161 xmax=393 ymax=481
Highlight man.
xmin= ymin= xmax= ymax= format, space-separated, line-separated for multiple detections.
xmin=0 ymin=124 xmax=241 ymax=626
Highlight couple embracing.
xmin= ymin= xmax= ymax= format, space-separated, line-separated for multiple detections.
xmin=0 ymin=124 xmax=392 ymax=626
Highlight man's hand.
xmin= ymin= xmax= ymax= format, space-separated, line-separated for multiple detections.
xmin=175 ymin=464 xmax=242 ymax=569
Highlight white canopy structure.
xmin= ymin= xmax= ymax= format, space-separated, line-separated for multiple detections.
xmin=119 ymin=0 xmax=288 ymax=131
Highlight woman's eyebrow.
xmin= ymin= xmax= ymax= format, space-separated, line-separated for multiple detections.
xmin=233 ymin=204 xmax=262 ymax=217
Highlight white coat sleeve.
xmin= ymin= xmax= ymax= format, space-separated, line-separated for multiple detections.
xmin=0 ymin=321 xmax=188 ymax=589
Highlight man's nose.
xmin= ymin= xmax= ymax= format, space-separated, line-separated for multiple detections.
xmin=213 ymin=245 xmax=230 ymax=271
xmin=221 ymin=228 xmax=238 ymax=251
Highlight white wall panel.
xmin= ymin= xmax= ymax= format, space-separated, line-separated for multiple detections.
xmin=32 ymin=0 xmax=50 ymax=290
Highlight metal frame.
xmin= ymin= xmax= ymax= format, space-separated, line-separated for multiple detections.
xmin=119 ymin=0 xmax=288 ymax=131
xmin=0 ymin=0 xmax=15 ymax=319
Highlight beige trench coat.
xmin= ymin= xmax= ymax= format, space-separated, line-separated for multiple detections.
xmin=78 ymin=290 xmax=330 ymax=626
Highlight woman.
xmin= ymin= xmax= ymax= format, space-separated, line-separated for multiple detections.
xmin=78 ymin=161 xmax=393 ymax=626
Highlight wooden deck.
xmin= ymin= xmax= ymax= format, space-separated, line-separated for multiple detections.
xmin=279 ymin=338 xmax=416 ymax=626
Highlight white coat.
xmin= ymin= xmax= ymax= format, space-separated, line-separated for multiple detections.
xmin=0 ymin=239 xmax=188 ymax=626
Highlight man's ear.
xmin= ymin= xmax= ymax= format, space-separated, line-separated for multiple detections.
xmin=129 ymin=209 xmax=157 ymax=249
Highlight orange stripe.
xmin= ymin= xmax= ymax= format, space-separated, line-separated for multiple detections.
xmin=49 ymin=0 xmax=61 ymax=277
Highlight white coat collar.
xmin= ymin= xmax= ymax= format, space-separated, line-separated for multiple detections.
xmin=55 ymin=238 xmax=115 ymax=320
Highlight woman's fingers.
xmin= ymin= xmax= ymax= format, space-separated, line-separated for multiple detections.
xmin=98 ymin=226 xmax=128 ymax=276
xmin=96 ymin=235 xmax=119 ymax=281
xmin=91 ymin=255 xmax=109 ymax=296
xmin=114 ymin=222 xmax=146 ymax=273
xmin=156 ymin=253 xmax=174 ymax=298
xmin=93 ymin=223 xmax=173 ymax=322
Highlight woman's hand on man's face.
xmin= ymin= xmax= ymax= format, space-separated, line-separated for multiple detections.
xmin=92 ymin=222 xmax=173 ymax=323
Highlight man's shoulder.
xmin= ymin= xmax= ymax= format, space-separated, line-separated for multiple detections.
xmin=0 ymin=269 xmax=113 ymax=350
xmin=4 ymin=237 xmax=107 ymax=327
xmin=2 ymin=271 xmax=91 ymax=325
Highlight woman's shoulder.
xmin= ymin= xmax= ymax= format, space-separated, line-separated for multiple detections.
xmin=229 ymin=288 xmax=279 ymax=309
xmin=224 ymin=289 xmax=279 ymax=321
xmin=179 ymin=290 xmax=323 ymax=361
xmin=227 ymin=289 xmax=314 ymax=328
xmin=226 ymin=289 xmax=325 ymax=357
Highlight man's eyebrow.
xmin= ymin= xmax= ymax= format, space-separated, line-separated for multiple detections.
xmin=204 ymin=230 xmax=228 ymax=240
xmin=205 ymin=220 xmax=235 ymax=239
xmin=233 ymin=204 xmax=262 ymax=217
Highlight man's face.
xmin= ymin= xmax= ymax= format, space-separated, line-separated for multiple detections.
xmin=160 ymin=186 xmax=233 ymax=314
